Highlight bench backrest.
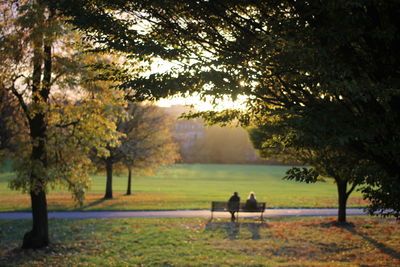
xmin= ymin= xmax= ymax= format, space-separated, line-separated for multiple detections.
xmin=240 ymin=202 xmax=266 ymax=212
xmin=211 ymin=201 xmax=230 ymax=211
xmin=211 ymin=201 xmax=266 ymax=212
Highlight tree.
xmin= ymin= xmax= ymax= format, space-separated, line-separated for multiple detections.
xmin=123 ymin=105 xmax=179 ymax=195
xmin=95 ymin=103 xmax=179 ymax=198
xmin=46 ymin=1 xmax=400 ymax=218
xmin=249 ymin=122 xmax=364 ymax=223
xmin=135 ymin=0 xmax=400 ymax=218
xmin=0 ymin=1 xmax=120 ymax=248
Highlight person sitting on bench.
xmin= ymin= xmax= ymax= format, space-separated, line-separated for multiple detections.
xmin=245 ymin=192 xmax=258 ymax=211
xmin=228 ymin=192 xmax=240 ymax=222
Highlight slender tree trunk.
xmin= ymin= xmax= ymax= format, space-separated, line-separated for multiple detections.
xmin=22 ymin=3 xmax=51 ymax=249
xmin=23 ymin=113 xmax=49 ymax=249
xmin=126 ymin=166 xmax=132 ymax=195
xmin=337 ymin=181 xmax=348 ymax=223
xmin=23 ymin=111 xmax=49 ymax=249
xmin=104 ymin=157 xmax=113 ymax=199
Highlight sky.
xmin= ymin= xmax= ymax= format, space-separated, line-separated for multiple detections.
xmin=149 ymin=59 xmax=248 ymax=111
xmin=156 ymin=94 xmax=247 ymax=111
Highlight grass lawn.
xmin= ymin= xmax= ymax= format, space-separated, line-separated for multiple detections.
xmin=0 ymin=164 xmax=368 ymax=211
xmin=0 ymin=216 xmax=399 ymax=266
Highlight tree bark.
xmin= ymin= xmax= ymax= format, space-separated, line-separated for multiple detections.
xmin=23 ymin=113 xmax=49 ymax=249
xmin=126 ymin=166 xmax=132 ymax=195
xmin=337 ymin=180 xmax=348 ymax=223
xmin=22 ymin=190 xmax=49 ymax=248
xmin=104 ymin=157 xmax=113 ymax=199
xmin=22 ymin=3 xmax=50 ymax=248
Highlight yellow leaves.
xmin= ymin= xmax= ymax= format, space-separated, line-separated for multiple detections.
xmin=9 ymin=158 xmax=48 ymax=193
xmin=8 ymin=83 xmax=126 ymax=205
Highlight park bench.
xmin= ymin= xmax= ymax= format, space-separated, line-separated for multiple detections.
xmin=210 ymin=201 xmax=266 ymax=221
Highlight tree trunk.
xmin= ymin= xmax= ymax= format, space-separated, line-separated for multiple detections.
xmin=337 ymin=181 xmax=348 ymax=223
xmin=22 ymin=190 xmax=49 ymax=248
xmin=104 ymin=157 xmax=113 ymax=199
xmin=23 ymin=115 xmax=49 ymax=249
xmin=22 ymin=3 xmax=50 ymax=249
xmin=126 ymin=166 xmax=132 ymax=195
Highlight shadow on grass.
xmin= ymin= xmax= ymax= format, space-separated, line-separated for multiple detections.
xmin=317 ymin=220 xmax=400 ymax=261
xmin=0 ymin=243 xmax=80 ymax=267
xmin=345 ymin=226 xmax=400 ymax=260
xmin=82 ymin=197 xmax=107 ymax=209
xmin=205 ymin=221 xmax=269 ymax=240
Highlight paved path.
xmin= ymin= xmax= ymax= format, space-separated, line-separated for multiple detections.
xmin=0 ymin=208 xmax=367 ymax=220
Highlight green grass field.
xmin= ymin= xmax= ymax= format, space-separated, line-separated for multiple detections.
xmin=1 ymin=164 xmax=398 ymax=266
xmin=0 ymin=164 xmax=367 ymax=211
xmin=0 ymin=217 xmax=399 ymax=266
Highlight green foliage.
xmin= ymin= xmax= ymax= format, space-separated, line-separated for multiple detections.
xmin=143 ymin=0 xmax=400 ymax=218
xmin=284 ymin=167 xmax=323 ymax=184
xmin=45 ymin=0 xmax=400 ymax=217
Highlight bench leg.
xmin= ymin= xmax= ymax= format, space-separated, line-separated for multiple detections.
xmin=210 ymin=211 xmax=213 ymax=221
xmin=260 ymin=211 xmax=264 ymax=222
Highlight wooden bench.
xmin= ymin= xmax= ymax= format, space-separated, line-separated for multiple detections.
xmin=210 ymin=201 xmax=266 ymax=221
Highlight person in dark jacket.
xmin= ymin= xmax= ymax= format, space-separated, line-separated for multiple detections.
xmin=228 ymin=192 xmax=240 ymax=222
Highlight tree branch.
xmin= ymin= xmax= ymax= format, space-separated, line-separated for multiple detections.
xmin=54 ymin=119 xmax=80 ymax=128
xmin=346 ymin=181 xmax=359 ymax=198
xmin=10 ymin=76 xmax=31 ymax=122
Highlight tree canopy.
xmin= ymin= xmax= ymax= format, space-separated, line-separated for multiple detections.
xmin=95 ymin=102 xmax=179 ymax=199
xmin=45 ymin=0 xmax=400 ymax=218
xmin=249 ymin=120 xmax=364 ymax=223
xmin=0 ymin=0 xmax=123 ymax=248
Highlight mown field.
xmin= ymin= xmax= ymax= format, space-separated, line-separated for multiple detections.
xmin=0 ymin=217 xmax=399 ymax=266
xmin=0 ymin=164 xmax=368 ymax=211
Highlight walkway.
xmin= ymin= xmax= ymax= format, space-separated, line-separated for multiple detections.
xmin=0 ymin=208 xmax=367 ymax=220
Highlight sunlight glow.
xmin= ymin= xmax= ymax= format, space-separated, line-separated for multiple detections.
xmin=156 ymin=94 xmax=247 ymax=111
xmin=148 ymin=58 xmax=248 ymax=112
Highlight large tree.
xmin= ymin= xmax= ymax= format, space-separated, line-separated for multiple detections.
xmin=142 ymin=0 xmax=400 ymax=218
xmin=0 ymin=0 xmax=120 ymax=248
xmin=47 ymin=0 xmax=400 ymax=218
xmin=249 ymin=121 xmax=364 ymax=223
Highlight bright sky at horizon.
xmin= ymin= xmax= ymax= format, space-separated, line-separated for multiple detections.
xmin=148 ymin=58 xmax=248 ymax=111
xmin=156 ymin=94 xmax=247 ymax=111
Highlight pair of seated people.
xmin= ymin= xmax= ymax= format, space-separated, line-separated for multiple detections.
xmin=227 ymin=192 xmax=258 ymax=221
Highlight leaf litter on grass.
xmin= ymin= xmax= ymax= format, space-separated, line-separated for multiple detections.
xmin=0 ymin=217 xmax=399 ymax=266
